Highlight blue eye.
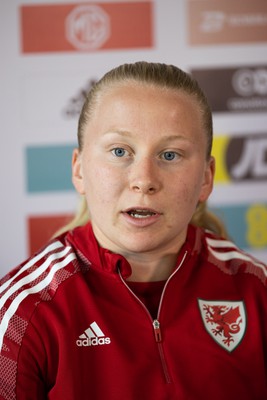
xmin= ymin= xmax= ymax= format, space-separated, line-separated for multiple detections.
xmin=162 ymin=151 xmax=176 ymax=161
xmin=112 ymin=148 xmax=126 ymax=157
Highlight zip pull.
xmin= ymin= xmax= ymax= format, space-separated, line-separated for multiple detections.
xmin=153 ymin=319 xmax=162 ymax=342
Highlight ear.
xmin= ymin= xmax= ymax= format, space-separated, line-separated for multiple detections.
xmin=72 ymin=148 xmax=85 ymax=195
xmin=199 ymin=156 xmax=215 ymax=202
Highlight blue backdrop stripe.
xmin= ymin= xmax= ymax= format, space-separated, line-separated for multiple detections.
xmin=211 ymin=203 xmax=267 ymax=250
xmin=26 ymin=144 xmax=75 ymax=193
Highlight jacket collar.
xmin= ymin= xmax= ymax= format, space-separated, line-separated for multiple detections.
xmin=65 ymin=222 xmax=201 ymax=279
xmin=66 ymin=223 xmax=132 ymax=279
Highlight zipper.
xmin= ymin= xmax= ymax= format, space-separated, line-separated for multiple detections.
xmin=152 ymin=319 xmax=171 ymax=384
xmin=118 ymin=251 xmax=187 ymax=384
xmin=153 ymin=319 xmax=162 ymax=342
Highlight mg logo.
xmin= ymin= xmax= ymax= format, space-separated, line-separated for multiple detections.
xmin=232 ymin=68 xmax=267 ymax=97
xmin=66 ymin=5 xmax=110 ymax=50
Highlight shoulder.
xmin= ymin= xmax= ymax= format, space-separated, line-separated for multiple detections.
xmin=202 ymin=229 xmax=267 ymax=285
xmin=0 ymin=237 xmax=78 ymax=301
xmin=0 ymin=235 xmax=87 ymax=349
xmin=0 ymin=235 xmax=82 ymax=395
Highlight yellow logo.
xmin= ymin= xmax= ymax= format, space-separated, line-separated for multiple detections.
xmin=212 ymin=135 xmax=230 ymax=183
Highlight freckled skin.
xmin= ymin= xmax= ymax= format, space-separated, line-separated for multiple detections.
xmin=72 ymin=83 xmax=214 ymax=279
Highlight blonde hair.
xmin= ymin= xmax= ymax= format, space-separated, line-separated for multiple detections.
xmin=56 ymin=61 xmax=227 ymax=238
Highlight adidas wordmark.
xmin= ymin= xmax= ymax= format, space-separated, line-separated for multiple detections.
xmin=76 ymin=321 xmax=111 ymax=347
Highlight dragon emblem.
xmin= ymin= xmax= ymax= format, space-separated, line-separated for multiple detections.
xmin=198 ymin=300 xmax=246 ymax=352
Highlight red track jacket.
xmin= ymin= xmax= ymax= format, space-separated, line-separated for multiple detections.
xmin=0 ymin=223 xmax=266 ymax=399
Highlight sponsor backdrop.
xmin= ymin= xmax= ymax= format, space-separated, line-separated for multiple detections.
xmin=0 ymin=0 xmax=267 ymax=275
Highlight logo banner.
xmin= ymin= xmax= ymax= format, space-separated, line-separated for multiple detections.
xmin=191 ymin=66 xmax=267 ymax=112
xmin=20 ymin=2 xmax=153 ymax=53
xmin=187 ymin=0 xmax=267 ymax=45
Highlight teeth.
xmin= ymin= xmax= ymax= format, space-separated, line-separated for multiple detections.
xmin=129 ymin=209 xmax=155 ymax=218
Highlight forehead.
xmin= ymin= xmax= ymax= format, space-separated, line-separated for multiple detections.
xmin=92 ymin=82 xmax=202 ymax=123
xmin=81 ymin=82 xmax=207 ymax=151
xmin=99 ymin=81 xmax=195 ymax=103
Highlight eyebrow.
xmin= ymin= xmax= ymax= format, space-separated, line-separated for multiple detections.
xmin=160 ymin=135 xmax=192 ymax=143
xmin=102 ymin=130 xmax=131 ymax=137
xmin=103 ymin=130 xmax=192 ymax=143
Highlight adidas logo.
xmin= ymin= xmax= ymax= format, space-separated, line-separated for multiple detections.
xmin=76 ymin=321 xmax=111 ymax=347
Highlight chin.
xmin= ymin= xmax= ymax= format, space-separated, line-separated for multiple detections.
xmin=120 ymin=240 xmax=158 ymax=254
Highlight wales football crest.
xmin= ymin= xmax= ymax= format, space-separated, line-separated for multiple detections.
xmin=198 ymin=299 xmax=246 ymax=352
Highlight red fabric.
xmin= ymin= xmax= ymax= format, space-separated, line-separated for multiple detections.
xmin=127 ymin=280 xmax=166 ymax=320
xmin=0 ymin=223 xmax=266 ymax=399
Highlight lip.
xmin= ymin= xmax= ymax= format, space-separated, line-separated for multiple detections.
xmin=121 ymin=207 xmax=162 ymax=227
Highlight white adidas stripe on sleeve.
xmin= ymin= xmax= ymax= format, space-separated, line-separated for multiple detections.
xmin=0 ymin=249 xmax=76 ymax=351
xmin=0 ymin=241 xmax=64 ymax=294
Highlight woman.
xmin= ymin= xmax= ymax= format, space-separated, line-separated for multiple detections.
xmin=0 ymin=62 xmax=266 ymax=399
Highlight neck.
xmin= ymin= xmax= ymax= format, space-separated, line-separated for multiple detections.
xmin=125 ymin=252 xmax=178 ymax=282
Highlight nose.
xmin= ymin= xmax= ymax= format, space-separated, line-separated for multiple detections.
xmin=129 ymin=157 xmax=161 ymax=195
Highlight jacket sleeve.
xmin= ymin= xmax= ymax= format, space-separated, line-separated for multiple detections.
xmin=0 ymin=317 xmax=48 ymax=400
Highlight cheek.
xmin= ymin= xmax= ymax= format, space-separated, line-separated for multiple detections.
xmin=170 ymin=174 xmax=191 ymax=197
xmin=170 ymin=175 xmax=202 ymax=206
xmin=84 ymin=164 xmax=123 ymax=203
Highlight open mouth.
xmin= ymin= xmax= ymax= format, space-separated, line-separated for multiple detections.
xmin=125 ymin=209 xmax=157 ymax=219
